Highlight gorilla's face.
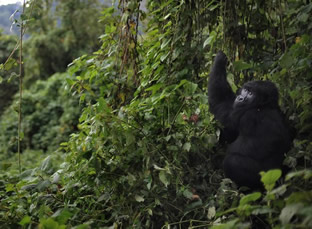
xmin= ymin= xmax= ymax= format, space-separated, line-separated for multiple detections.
xmin=234 ymin=88 xmax=254 ymax=108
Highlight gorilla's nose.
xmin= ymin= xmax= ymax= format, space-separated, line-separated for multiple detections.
xmin=237 ymin=95 xmax=244 ymax=102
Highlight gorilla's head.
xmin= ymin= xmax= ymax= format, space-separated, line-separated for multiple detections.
xmin=234 ymin=80 xmax=279 ymax=109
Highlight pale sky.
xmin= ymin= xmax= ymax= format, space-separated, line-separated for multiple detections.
xmin=0 ymin=0 xmax=22 ymax=5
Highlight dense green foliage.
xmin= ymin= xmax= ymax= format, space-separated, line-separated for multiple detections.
xmin=0 ymin=31 xmax=19 ymax=115
xmin=0 ymin=0 xmax=312 ymax=228
xmin=24 ymin=0 xmax=106 ymax=83
xmin=0 ymin=73 xmax=81 ymax=154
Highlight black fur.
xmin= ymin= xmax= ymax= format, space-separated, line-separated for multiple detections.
xmin=208 ymin=51 xmax=292 ymax=189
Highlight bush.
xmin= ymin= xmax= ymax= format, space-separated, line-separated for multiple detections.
xmin=0 ymin=73 xmax=80 ymax=156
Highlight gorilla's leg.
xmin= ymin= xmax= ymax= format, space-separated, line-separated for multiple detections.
xmin=223 ymin=153 xmax=263 ymax=189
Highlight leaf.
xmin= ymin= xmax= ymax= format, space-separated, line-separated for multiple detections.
xmin=19 ymin=131 xmax=24 ymax=140
xmin=98 ymin=97 xmax=111 ymax=113
xmin=286 ymin=170 xmax=312 ymax=181
xmin=252 ymin=206 xmax=274 ymax=215
xmin=161 ymin=38 xmax=171 ymax=49
xmin=40 ymin=156 xmax=52 ymax=173
xmin=76 ymin=225 xmax=90 ymax=229
xmin=260 ymin=169 xmax=282 ymax=191
xmin=280 ymin=52 xmax=294 ymax=68
xmin=145 ymin=83 xmax=164 ymax=95
xmin=286 ymin=191 xmax=312 ymax=204
xmin=203 ymin=31 xmax=217 ymax=48
xmin=183 ymin=142 xmax=191 ymax=152
xmin=207 ymin=206 xmax=216 ymax=219
xmin=239 ymin=192 xmax=262 ymax=206
xmin=183 ymin=189 xmax=193 ymax=199
xmin=148 ymin=209 xmax=153 ymax=216
xmin=153 ymin=164 xmax=166 ymax=171
xmin=5 ymin=183 xmax=14 ymax=192
xmin=125 ymin=131 xmax=135 ymax=146
xmin=160 ymin=52 xmax=170 ymax=62
xmin=233 ymin=60 xmax=252 ymax=71
xmin=187 ymin=199 xmax=203 ymax=210
xmin=298 ymin=13 xmax=309 ymax=22
xmin=52 ymin=173 xmax=60 ymax=184
xmin=19 ymin=216 xmax=31 ymax=226
xmin=183 ymin=81 xmax=198 ymax=95
xmin=211 ymin=219 xmax=238 ymax=229
xmin=135 ymin=195 xmax=145 ymax=202
xmin=4 ymin=58 xmax=17 ymax=71
xmin=37 ymin=180 xmax=51 ymax=191
xmin=159 ymin=170 xmax=170 ymax=187
xmin=39 ymin=218 xmax=66 ymax=229
xmin=279 ymin=203 xmax=303 ymax=225
xmin=80 ymin=93 xmax=86 ymax=103
xmin=52 ymin=209 xmax=73 ymax=224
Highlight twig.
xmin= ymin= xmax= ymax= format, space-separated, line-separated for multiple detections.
xmin=18 ymin=0 xmax=26 ymax=174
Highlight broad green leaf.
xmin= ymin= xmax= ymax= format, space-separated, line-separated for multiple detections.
xmin=207 ymin=206 xmax=216 ymax=219
xmin=148 ymin=209 xmax=153 ymax=216
xmin=4 ymin=58 xmax=17 ymax=71
xmin=39 ymin=218 xmax=66 ymax=229
xmin=161 ymin=38 xmax=171 ymax=49
xmin=37 ymin=180 xmax=51 ymax=191
xmin=5 ymin=183 xmax=14 ymax=192
xmin=239 ymin=192 xmax=261 ymax=206
xmin=52 ymin=173 xmax=60 ymax=184
xmin=286 ymin=191 xmax=312 ymax=204
xmin=52 ymin=209 xmax=73 ymax=224
xmin=233 ymin=60 xmax=252 ymax=71
xmin=203 ymin=31 xmax=217 ymax=48
xmin=280 ymin=52 xmax=294 ymax=68
xmin=19 ymin=131 xmax=24 ymax=140
xmin=286 ymin=170 xmax=312 ymax=181
xmin=40 ymin=156 xmax=52 ymax=172
xmin=76 ymin=225 xmax=89 ymax=229
xmin=66 ymin=78 xmax=75 ymax=86
xmin=79 ymin=93 xmax=86 ymax=103
xmin=298 ymin=13 xmax=309 ymax=22
xmin=98 ymin=97 xmax=111 ymax=113
xmin=160 ymin=52 xmax=170 ymax=62
xmin=183 ymin=189 xmax=193 ymax=199
xmin=145 ymin=83 xmax=164 ymax=95
xmin=187 ymin=199 xmax=203 ymax=209
xmin=19 ymin=216 xmax=31 ymax=226
xmin=184 ymin=81 xmax=198 ymax=95
xmin=159 ymin=170 xmax=170 ymax=187
xmin=153 ymin=164 xmax=166 ymax=171
xmin=251 ymin=206 xmax=274 ymax=215
xmin=211 ymin=219 xmax=238 ymax=229
xmin=260 ymin=169 xmax=282 ymax=191
xmin=135 ymin=195 xmax=145 ymax=202
xmin=279 ymin=203 xmax=303 ymax=225
xmin=183 ymin=142 xmax=191 ymax=152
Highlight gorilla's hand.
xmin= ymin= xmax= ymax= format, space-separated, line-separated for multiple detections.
xmin=213 ymin=51 xmax=227 ymax=69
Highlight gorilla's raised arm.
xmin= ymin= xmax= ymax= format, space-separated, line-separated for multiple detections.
xmin=208 ymin=51 xmax=236 ymax=141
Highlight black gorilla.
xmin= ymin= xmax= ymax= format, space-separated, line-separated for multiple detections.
xmin=208 ymin=51 xmax=292 ymax=189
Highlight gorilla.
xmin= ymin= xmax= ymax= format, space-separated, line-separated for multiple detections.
xmin=208 ymin=51 xmax=292 ymax=189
